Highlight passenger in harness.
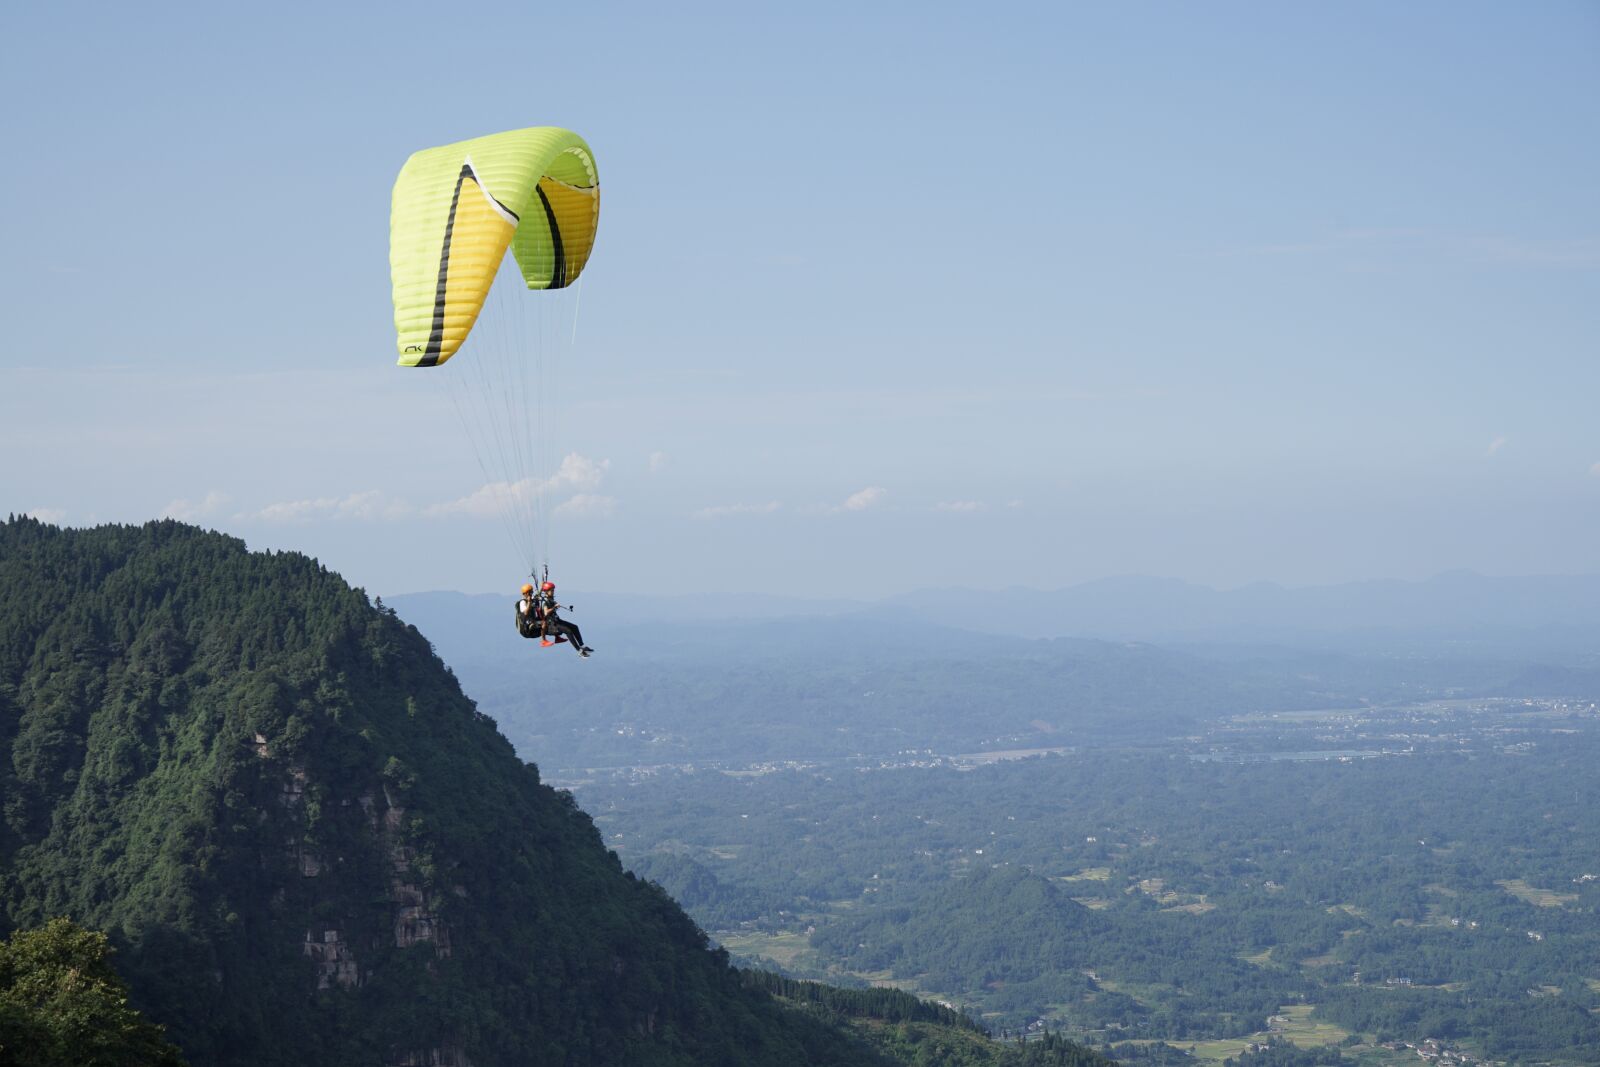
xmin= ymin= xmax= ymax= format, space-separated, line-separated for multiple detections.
xmin=515 ymin=579 xmax=593 ymax=658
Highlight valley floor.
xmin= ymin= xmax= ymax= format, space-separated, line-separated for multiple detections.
xmin=574 ymin=698 xmax=1600 ymax=1065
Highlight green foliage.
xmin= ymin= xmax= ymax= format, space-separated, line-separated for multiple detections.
xmin=1222 ymin=1038 xmax=1344 ymax=1066
xmin=589 ymin=735 xmax=1600 ymax=1055
xmin=741 ymin=970 xmax=986 ymax=1032
xmin=740 ymin=970 xmax=1113 ymax=1067
xmin=0 ymin=916 xmax=184 ymax=1067
xmin=817 ymin=866 xmax=1095 ymax=991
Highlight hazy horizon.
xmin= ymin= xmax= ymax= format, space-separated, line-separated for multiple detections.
xmin=382 ymin=564 xmax=1600 ymax=602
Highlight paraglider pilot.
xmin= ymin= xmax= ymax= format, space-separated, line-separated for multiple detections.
xmin=517 ymin=581 xmax=592 ymax=657
xmin=516 ymin=583 xmax=539 ymax=637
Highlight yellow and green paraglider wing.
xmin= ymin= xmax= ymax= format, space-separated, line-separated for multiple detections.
xmin=390 ymin=127 xmax=599 ymax=367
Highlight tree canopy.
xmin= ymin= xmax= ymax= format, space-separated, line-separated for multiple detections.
xmin=0 ymin=916 xmax=184 ymax=1067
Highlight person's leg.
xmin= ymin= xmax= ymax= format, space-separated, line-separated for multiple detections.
xmin=555 ymin=617 xmax=587 ymax=652
xmin=567 ymin=620 xmax=586 ymax=650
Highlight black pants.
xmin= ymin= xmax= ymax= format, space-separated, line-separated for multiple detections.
xmin=544 ymin=616 xmax=585 ymax=651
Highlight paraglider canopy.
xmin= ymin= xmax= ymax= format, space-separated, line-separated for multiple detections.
xmin=390 ymin=126 xmax=599 ymax=367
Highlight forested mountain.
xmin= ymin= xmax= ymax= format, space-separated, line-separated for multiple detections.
xmin=0 ymin=518 xmax=1108 ymax=1066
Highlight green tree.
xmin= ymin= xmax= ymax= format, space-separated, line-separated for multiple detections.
xmin=0 ymin=917 xmax=184 ymax=1067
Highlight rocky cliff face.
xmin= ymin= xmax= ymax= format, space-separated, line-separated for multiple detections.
xmin=0 ymin=519 xmax=877 ymax=1066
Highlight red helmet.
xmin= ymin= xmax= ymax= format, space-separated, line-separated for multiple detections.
xmin=541 ymin=581 xmax=555 ymax=592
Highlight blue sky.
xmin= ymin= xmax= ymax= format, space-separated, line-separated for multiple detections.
xmin=3 ymin=2 xmax=1596 ymax=597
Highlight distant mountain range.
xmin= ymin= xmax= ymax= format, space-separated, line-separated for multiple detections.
xmin=383 ymin=573 xmax=1600 ymax=773
xmin=391 ymin=571 xmax=1600 ymax=661
xmin=874 ymin=571 xmax=1600 ymax=648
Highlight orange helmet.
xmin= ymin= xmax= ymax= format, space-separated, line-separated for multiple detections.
xmin=541 ymin=581 xmax=555 ymax=592
xmin=520 ymin=583 xmax=534 ymax=595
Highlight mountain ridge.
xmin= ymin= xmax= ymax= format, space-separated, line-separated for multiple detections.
xmin=0 ymin=519 xmax=880 ymax=1065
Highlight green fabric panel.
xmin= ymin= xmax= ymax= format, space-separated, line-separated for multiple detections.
xmin=510 ymin=147 xmax=599 ymax=291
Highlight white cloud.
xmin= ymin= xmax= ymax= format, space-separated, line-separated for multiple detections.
xmin=550 ymin=453 xmax=610 ymax=492
xmin=428 ymin=453 xmax=611 ymax=517
xmin=649 ymin=451 xmax=669 ymax=473
xmin=1487 ymin=435 xmax=1508 ymax=456
xmin=252 ymin=498 xmax=337 ymax=523
xmin=425 ymin=479 xmax=531 ymax=519
xmin=250 ymin=490 xmax=412 ymax=523
xmin=935 ymin=500 xmax=985 ymax=513
xmin=335 ymin=490 xmax=413 ymax=520
xmin=841 ymin=486 xmax=886 ymax=512
xmin=694 ymin=501 xmax=781 ymax=519
xmin=1590 ymin=461 xmax=1600 ymax=478
xmin=258 ymin=458 xmax=611 ymax=524
xmin=162 ymin=490 xmax=231 ymax=522
xmin=554 ymin=493 xmax=617 ymax=518
xmin=21 ymin=507 xmax=66 ymax=524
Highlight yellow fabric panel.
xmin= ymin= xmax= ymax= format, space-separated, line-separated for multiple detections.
xmin=435 ymin=173 xmax=517 ymax=365
xmin=542 ymin=178 xmax=600 ymax=285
